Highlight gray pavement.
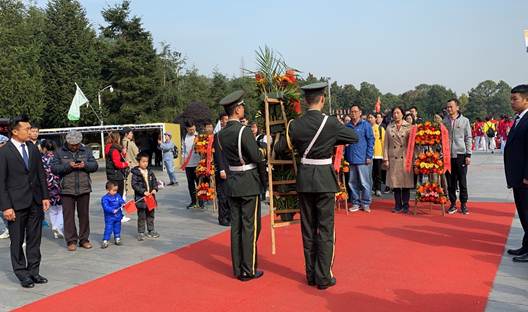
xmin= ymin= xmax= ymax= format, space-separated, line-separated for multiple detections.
xmin=0 ymin=152 xmax=526 ymax=311
xmin=0 ymin=166 xmax=229 ymax=311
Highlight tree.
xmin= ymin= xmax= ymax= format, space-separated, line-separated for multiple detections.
xmin=100 ymin=0 xmax=162 ymax=124
xmin=356 ymin=82 xmax=381 ymax=112
xmin=39 ymin=0 xmax=101 ymax=128
xmin=157 ymin=42 xmax=185 ymax=122
xmin=466 ymin=80 xmax=511 ymax=120
xmin=0 ymin=0 xmax=46 ymax=122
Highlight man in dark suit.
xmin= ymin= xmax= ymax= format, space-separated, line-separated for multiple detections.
xmin=290 ymin=82 xmax=358 ymax=289
xmin=218 ymin=90 xmax=267 ymax=281
xmin=214 ymin=112 xmax=231 ymax=226
xmin=0 ymin=115 xmax=50 ymax=288
xmin=504 ymin=84 xmax=528 ymax=262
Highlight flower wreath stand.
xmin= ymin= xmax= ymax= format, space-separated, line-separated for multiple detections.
xmin=406 ymin=121 xmax=451 ymax=216
xmin=195 ymin=134 xmax=217 ymax=212
xmin=334 ymin=145 xmax=349 ymax=215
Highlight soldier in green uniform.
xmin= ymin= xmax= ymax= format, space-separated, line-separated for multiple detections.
xmin=218 ymin=90 xmax=267 ymax=281
xmin=290 ymin=82 xmax=358 ymax=290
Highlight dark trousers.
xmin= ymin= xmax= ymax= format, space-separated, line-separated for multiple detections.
xmin=216 ymin=177 xmax=230 ymax=224
xmin=137 ymin=208 xmax=155 ymax=233
xmin=344 ymin=172 xmax=352 ymax=201
xmin=109 ymin=180 xmax=125 ymax=197
xmin=372 ymin=159 xmax=383 ymax=192
xmin=513 ymin=187 xmax=528 ymax=248
xmin=8 ymin=203 xmax=43 ymax=281
xmin=446 ymin=155 xmax=468 ymax=204
xmin=298 ymin=192 xmax=335 ymax=286
xmin=62 ymin=194 xmax=91 ymax=245
xmin=185 ymin=167 xmax=199 ymax=205
xmin=228 ymin=195 xmax=261 ymax=278
xmin=393 ymin=188 xmax=411 ymax=211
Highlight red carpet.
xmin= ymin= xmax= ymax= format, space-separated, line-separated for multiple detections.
xmin=17 ymin=200 xmax=515 ymax=312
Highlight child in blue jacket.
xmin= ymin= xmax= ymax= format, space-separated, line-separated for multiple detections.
xmin=101 ymin=181 xmax=125 ymax=248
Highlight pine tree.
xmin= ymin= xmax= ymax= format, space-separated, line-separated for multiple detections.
xmin=40 ymin=0 xmax=101 ymax=128
xmin=0 ymin=1 xmax=46 ymax=123
xmin=100 ymin=0 xmax=162 ymax=124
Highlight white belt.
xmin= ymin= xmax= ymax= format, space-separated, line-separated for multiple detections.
xmin=300 ymin=158 xmax=332 ymax=165
xmin=229 ymin=163 xmax=257 ymax=172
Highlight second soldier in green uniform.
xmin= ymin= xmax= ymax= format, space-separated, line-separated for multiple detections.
xmin=290 ymin=82 xmax=358 ymax=289
xmin=218 ymin=90 xmax=267 ymax=281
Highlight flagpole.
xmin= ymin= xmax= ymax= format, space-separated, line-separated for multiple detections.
xmin=98 ymin=85 xmax=113 ymax=159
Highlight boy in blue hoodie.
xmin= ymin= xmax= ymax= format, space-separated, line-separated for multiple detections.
xmin=101 ymin=181 xmax=125 ymax=248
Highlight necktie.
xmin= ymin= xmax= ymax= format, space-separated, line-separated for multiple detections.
xmin=513 ymin=115 xmax=520 ymax=128
xmin=21 ymin=143 xmax=29 ymax=169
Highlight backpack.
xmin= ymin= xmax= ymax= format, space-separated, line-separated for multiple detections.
xmin=172 ymin=145 xmax=179 ymax=159
xmin=486 ymin=123 xmax=495 ymax=137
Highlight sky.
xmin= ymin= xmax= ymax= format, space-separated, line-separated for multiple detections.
xmin=35 ymin=0 xmax=528 ymax=95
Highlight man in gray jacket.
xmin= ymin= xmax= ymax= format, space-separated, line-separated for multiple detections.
xmin=444 ymin=99 xmax=472 ymax=215
xmin=51 ymin=131 xmax=98 ymax=251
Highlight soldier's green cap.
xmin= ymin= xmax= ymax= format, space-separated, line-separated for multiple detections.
xmin=219 ymin=90 xmax=245 ymax=106
xmin=300 ymin=82 xmax=327 ymax=96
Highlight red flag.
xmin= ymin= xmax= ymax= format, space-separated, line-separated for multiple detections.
xmin=123 ymin=200 xmax=137 ymax=214
xmin=145 ymin=194 xmax=157 ymax=211
xmin=374 ymin=97 xmax=381 ymax=113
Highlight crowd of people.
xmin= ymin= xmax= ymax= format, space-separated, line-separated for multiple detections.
xmin=1 ymin=84 xmax=527 ymax=290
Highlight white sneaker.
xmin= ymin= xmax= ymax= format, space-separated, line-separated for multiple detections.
xmin=375 ymin=190 xmax=382 ymax=197
xmin=348 ymin=205 xmax=360 ymax=212
xmin=0 ymin=229 xmax=9 ymax=239
xmin=362 ymin=206 xmax=371 ymax=213
xmin=121 ymin=216 xmax=131 ymax=223
xmin=52 ymin=228 xmax=64 ymax=239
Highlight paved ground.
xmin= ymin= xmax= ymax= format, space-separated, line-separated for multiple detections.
xmin=0 ymin=152 xmax=525 ymax=311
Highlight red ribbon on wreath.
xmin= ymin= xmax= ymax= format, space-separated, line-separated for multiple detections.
xmin=440 ymin=124 xmax=451 ymax=174
xmin=205 ymin=134 xmax=214 ymax=173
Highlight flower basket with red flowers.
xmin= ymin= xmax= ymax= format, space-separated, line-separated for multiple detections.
xmin=197 ymin=182 xmax=215 ymax=201
xmin=416 ymin=182 xmax=448 ymax=204
xmin=195 ymin=159 xmax=215 ymax=177
xmin=415 ymin=121 xmax=442 ymax=146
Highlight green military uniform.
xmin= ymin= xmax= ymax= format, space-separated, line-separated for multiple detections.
xmin=290 ymin=82 xmax=358 ymax=288
xmin=218 ymin=90 xmax=266 ymax=280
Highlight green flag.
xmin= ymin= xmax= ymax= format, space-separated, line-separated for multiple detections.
xmin=67 ymin=83 xmax=89 ymax=121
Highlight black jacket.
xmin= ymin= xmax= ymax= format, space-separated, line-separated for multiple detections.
xmin=131 ymin=166 xmax=158 ymax=209
xmin=0 ymin=140 xmax=49 ymax=211
xmin=51 ymin=144 xmax=98 ymax=196
xmin=106 ymin=144 xmax=127 ymax=181
xmin=290 ymin=110 xmax=358 ymax=193
xmin=504 ymin=112 xmax=528 ymax=188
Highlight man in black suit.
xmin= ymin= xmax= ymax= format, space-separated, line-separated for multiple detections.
xmin=0 ymin=115 xmax=50 ymax=288
xmin=504 ymin=85 xmax=528 ymax=262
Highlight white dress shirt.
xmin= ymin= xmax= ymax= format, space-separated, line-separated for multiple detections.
xmin=514 ymin=108 xmax=528 ymax=128
xmin=10 ymin=138 xmax=29 ymax=161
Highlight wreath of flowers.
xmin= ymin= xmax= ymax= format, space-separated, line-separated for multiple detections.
xmin=194 ymin=134 xmax=213 ymax=156
xmin=197 ymin=182 xmax=215 ymax=201
xmin=336 ymin=191 xmax=348 ymax=201
xmin=414 ymin=151 xmax=444 ymax=174
xmin=416 ymin=182 xmax=447 ymax=204
xmin=195 ymin=159 xmax=215 ymax=177
xmin=415 ymin=121 xmax=441 ymax=146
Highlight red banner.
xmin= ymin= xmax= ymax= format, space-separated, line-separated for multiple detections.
xmin=440 ymin=124 xmax=451 ymax=174
xmin=180 ymin=147 xmax=194 ymax=170
xmin=405 ymin=125 xmax=417 ymax=173
xmin=334 ymin=145 xmax=344 ymax=172
xmin=205 ymin=134 xmax=214 ymax=173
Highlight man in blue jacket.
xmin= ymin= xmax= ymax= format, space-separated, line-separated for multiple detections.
xmin=345 ymin=105 xmax=375 ymax=212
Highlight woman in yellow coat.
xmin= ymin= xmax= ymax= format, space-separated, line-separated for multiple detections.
xmin=367 ymin=113 xmax=385 ymax=196
xmin=383 ymin=106 xmax=414 ymax=213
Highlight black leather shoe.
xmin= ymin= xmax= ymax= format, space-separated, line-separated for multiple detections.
xmin=20 ymin=277 xmax=35 ymax=288
xmin=238 ymin=271 xmax=264 ymax=282
xmin=507 ymin=247 xmax=528 ymax=256
xmin=307 ymin=279 xmax=316 ymax=286
xmin=513 ymin=253 xmax=528 ymax=263
xmin=317 ymin=277 xmax=336 ymax=290
xmin=31 ymin=274 xmax=48 ymax=284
